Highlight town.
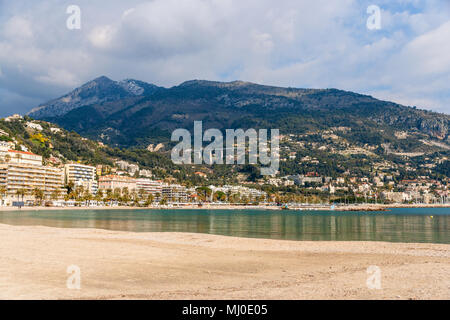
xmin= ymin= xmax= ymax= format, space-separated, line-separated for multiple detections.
xmin=0 ymin=114 xmax=448 ymax=209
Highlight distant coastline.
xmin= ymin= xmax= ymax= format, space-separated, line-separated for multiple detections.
xmin=1 ymin=203 xmax=449 ymax=212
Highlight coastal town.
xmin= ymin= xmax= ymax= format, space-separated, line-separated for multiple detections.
xmin=0 ymin=115 xmax=448 ymax=209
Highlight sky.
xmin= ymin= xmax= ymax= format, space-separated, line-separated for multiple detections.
xmin=0 ymin=0 xmax=449 ymax=117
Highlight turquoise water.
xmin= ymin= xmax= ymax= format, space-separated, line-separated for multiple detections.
xmin=0 ymin=207 xmax=449 ymax=243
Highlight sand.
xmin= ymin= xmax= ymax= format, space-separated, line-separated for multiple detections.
xmin=0 ymin=223 xmax=448 ymax=300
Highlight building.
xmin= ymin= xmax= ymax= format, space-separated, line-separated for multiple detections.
xmin=26 ymin=122 xmax=43 ymax=131
xmin=115 ymin=160 xmax=139 ymax=176
xmin=162 ymin=184 xmax=189 ymax=203
xmin=139 ymin=169 xmax=153 ymax=178
xmin=0 ymin=148 xmax=43 ymax=166
xmin=0 ymin=162 xmax=65 ymax=205
xmin=136 ymin=179 xmax=163 ymax=195
xmin=288 ymin=174 xmax=323 ymax=186
xmin=64 ymin=163 xmax=98 ymax=194
xmin=381 ymin=192 xmax=409 ymax=203
xmin=98 ymin=175 xmax=137 ymax=192
xmin=210 ymin=185 xmax=267 ymax=201
xmin=4 ymin=114 xmax=23 ymax=122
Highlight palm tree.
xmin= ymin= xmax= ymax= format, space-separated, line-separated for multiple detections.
xmin=113 ymin=188 xmax=121 ymax=201
xmin=122 ymin=187 xmax=131 ymax=203
xmin=145 ymin=193 xmax=154 ymax=206
xmin=16 ymin=188 xmax=27 ymax=203
xmin=0 ymin=185 xmax=7 ymax=206
xmin=32 ymin=187 xmax=44 ymax=205
xmin=226 ymin=190 xmax=232 ymax=203
xmin=74 ymin=185 xmax=85 ymax=202
xmin=131 ymin=190 xmax=139 ymax=206
xmin=51 ymin=189 xmax=61 ymax=201
xmin=65 ymin=181 xmax=75 ymax=194
xmin=95 ymin=189 xmax=104 ymax=202
xmin=105 ymin=188 xmax=113 ymax=201
xmin=138 ymin=189 xmax=146 ymax=202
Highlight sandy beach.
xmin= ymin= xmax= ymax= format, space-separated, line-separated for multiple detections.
xmin=0 ymin=223 xmax=448 ymax=300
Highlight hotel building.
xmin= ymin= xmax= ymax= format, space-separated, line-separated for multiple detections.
xmin=0 ymin=162 xmax=65 ymax=206
xmin=161 ymin=184 xmax=189 ymax=203
xmin=98 ymin=175 xmax=137 ymax=192
xmin=64 ymin=163 xmax=98 ymax=194
xmin=136 ymin=179 xmax=163 ymax=195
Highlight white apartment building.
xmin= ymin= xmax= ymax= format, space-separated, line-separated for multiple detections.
xmin=162 ymin=184 xmax=189 ymax=203
xmin=136 ymin=179 xmax=163 ymax=195
xmin=0 ymin=147 xmax=43 ymax=166
xmin=64 ymin=163 xmax=98 ymax=194
xmin=210 ymin=185 xmax=267 ymax=200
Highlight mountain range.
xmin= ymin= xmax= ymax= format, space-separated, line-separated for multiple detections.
xmin=27 ymin=76 xmax=449 ymax=154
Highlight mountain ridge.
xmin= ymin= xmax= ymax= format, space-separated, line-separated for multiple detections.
xmin=26 ymin=77 xmax=449 ymax=152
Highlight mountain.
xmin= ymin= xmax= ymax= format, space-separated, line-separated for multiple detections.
xmin=27 ymin=77 xmax=449 ymax=155
xmin=28 ymin=76 xmax=162 ymax=119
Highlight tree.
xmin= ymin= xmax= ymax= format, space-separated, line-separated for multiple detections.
xmin=50 ymin=189 xmax=61 ymax=201
xmin=105 ymin=188 xmax=113 ymax=201
xmin=122 ymin=187 xmax=130 ymax=203
xmin=138 ymin=189 xmax=146 ymax=202
xmin=74 ymin=185 xmax=85 ymax=202
xmin=32 ymin=187 xmax=45 ymax=205
xmin=196 ymin=187 xmax=212 ymax=202
xmin=0 ymin=185 xmax=7 ymax=205
xmin=145 ymin=193 xmax=154 ymax=206
xmin=213 ymin=191 xmax=226 ymax=202
xmin=16 ymin=188 xmax=27 ymax=202
xmin=95 ymin=189 xmax=104 ymax=202
xmin=131 ymin=190 xmax=139 ymax=206
xmin=113 ymin=188 xmax=121 ymax=201
xmin=82 ymin=189 xmax=93 ymax=203
xmin=160 ymin=197 xmax=168 ymax=205
xmin=65 ymin=181 xmax=75 ymax=194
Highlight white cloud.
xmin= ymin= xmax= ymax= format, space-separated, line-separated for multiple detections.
xmin=89 ymin=25 xmax=116 ymax=49
xmin=0 ymin=0 xmax=449 ymax=116
xmin=35 ymin=68 xmax=79 ymax=87
xmin=2 ymin=16 xmax=33 ymax=40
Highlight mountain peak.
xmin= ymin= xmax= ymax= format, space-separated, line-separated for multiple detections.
xmin=28 ymin=76 xmax=162 ymax=119
xmin=92 ymin=75 xmax=113 ymax=82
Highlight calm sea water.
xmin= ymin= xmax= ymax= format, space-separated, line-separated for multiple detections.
xmin=0 ymin=207 xmax=449 ymax=243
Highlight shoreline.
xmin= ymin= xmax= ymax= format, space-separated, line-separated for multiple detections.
xmin=0 ymin=203 xmax=449 ymax=212
xmin=0 ymin=223 xmax=448 ymax=300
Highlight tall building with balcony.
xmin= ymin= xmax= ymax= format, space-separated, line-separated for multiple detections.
xmin=98 ymin=175 xmax=137 ymax=192
xmin=136 ymin=179 xmax=163 ymax=195
xmin=64 ymin=163 xmax=98 ymax=195
xmin=161 ymin=184 xmax=189 ymax=203
xmin=0 ymin=162 xmax=65 ymax=205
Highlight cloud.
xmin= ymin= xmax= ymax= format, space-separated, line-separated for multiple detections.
xmin=0 ymin=0 xmax=449 ymax=117
xmin=35 ymin=68 xmax=79 ymax=87
xmin=2 ymin=15 xmax=33 ymax=40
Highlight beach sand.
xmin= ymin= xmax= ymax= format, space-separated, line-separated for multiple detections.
xmin=0 ymin=223 xmax=448 ymax=300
